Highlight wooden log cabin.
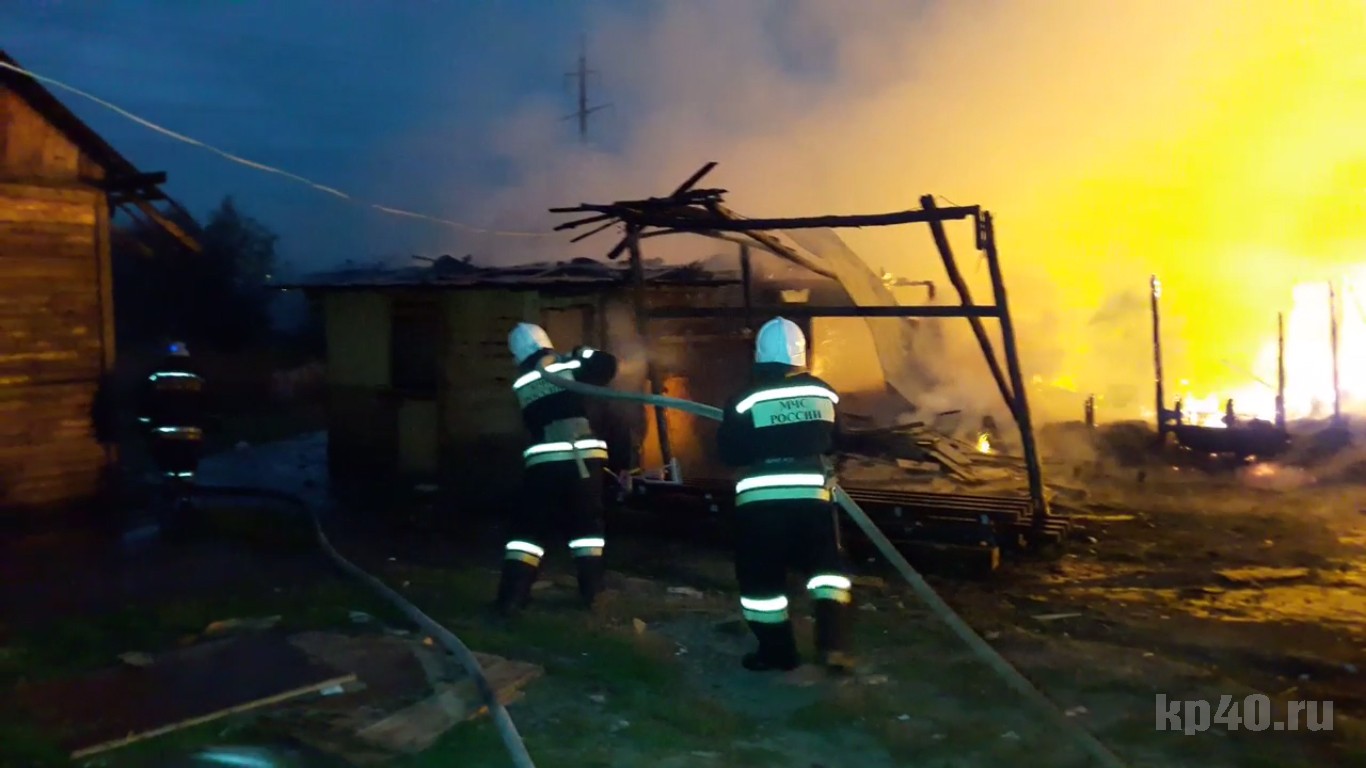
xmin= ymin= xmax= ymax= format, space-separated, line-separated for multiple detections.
xmin=280 ymin=255 xmax=890 ymax=506
xmin=0 ymin=50 xmax=200 ymax=520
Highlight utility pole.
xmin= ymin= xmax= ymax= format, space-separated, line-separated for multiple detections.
xmin=1329 ymin=281 xmax=1343 ymax=426
xmin=1275 ymin=311 xmax=1287 ymax=431
xmin=1150 ymin=275 xmax=1168 ymax=443
xmin=564 ymin=34 xmax=611 ymax=143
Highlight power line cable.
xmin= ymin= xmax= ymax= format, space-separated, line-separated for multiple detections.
xmin=0 ymin=60 xmax=553 ymax=238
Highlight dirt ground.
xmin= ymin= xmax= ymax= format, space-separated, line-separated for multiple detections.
xmin=3 ymin=430 xmax=1364 ymax=767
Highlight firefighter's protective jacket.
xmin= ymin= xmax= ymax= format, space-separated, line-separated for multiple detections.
xmin=511 ymin=345 xmax=619 ymax=467
xmin=139 ymin=354 xmax=206 ymax=431
xmin=716 ymin=363 xmax=842 ymax=506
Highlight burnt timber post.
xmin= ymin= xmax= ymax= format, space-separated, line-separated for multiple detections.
xmin=626 ymin=225 xmax=675 ymax=472
xmin=979 ymin=212 xmax=1049 ymax=531
xmin=739 ymin=241 xmax=755 ymax=331
xmin=1150 ymin=275 xmax=1167 ymax=444
xmin=1276 ymin=311 xmax=1287 ymax=431
xmin=921 ymin=195 xmax=1017 ymax=415
xmin=1329 ymin=281 xmax=1342 ymax=426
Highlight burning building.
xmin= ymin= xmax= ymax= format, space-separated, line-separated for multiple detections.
xmin=279 ymin=253 xmax=897 ymax=501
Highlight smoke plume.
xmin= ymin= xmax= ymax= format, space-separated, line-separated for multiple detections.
xmin=456 ymin=0 xmax=1366 ymax=424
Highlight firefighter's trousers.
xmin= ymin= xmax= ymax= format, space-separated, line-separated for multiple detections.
xmin=496 ymin=455 xmax=607 ymax=612
xmin=149 ymin=426 xmax=203 ymax=498
xmin=735 ymin=498 xmax=853 ymax=667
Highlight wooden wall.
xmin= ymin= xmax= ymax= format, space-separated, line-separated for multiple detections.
xmin=441 ymin=289 xmax=537 ymax=497
xmin=0 ymin=84 xmax=115 ymax=514
xmin=322 ymin=292 xmax=397 ymax=484
xmin=319 ymin=283 xmax=765 ymax=496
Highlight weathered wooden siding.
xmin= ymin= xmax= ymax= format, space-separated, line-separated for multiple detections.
xmin=322 ymin=293 xmax=397 ymax=480
xmin=0 ymin=87 xmax=106 ymax=184
xmin=440 ymin=290 xmax=536 ymax=493
xmin=0 ymin=181 xmax=111 ymax=510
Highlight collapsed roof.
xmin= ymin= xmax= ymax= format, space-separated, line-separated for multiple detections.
xmin=275 ymin=255 xmax=744 ymax=291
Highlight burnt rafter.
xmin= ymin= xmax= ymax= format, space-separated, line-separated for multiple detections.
xmin=548 ymin=162 xmax=1055 ymax=538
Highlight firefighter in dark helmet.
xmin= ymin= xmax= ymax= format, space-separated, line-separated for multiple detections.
xmin=716 ymin=317 xmax=855 ymax=673
xmin=139 ymin=340 xmax=207 ymax=527
xmin=494 ymin=322 xmax=619 ymax=616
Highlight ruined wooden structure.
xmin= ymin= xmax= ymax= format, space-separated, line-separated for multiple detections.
xmin=280 ymin=256 xmax=876 ymax=500
xmin=0 ymin=50 xmax=200 ymax=517
xmin=552 ymin=162 xmax=1059 ymax=540
xmin=1149 ymin=273 xmax=1292 ymax=457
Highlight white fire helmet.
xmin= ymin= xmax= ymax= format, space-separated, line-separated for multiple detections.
xmin=754 ymin=316 xmax=807 ymax=367
xmin=508 ymin=323 xmax=554 ymax=363
xmin=168 ymin=341 xmax=190 ymax=357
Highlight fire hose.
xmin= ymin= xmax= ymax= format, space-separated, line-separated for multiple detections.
xmin=538 ymin=365 xmax=1128 ymax=768
xmin=190 ymin=486 xmax=537 ymax=768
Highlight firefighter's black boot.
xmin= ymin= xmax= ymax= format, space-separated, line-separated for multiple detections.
xmin=493 ymin=560 xmax=538 ymax=617
xmin=741 ymin=620 xmax=800 ymax=672
xmin=575 ymin=556 xmax=605 ymax=610
xmin=813 ymin=599 xmax=856 ymax=674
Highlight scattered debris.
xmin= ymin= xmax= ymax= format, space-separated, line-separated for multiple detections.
xmin=1001 ymin=730 xmax=1021 ymax=740
xmin=894 ymin=459 xmax=942 ymax=476
xmin=632 ymin=618 xmax=648 ymax=635
xmin=1215 ymin=567 xmax=1310 ymax=584
xmin=667 ymin=586 xmax=704 ymax=598
xmin=204 ymin=615 xmax=283 ymax=635
xmin=349 ymin=611 xmax=374 ymax=624
xmin=279 ymin=633 xmax=543 ymax=759
xmin=117 ymin=652 xmax=154 ymax=668
xmin=1065 ymin=706 xmax=1089 ymax=717
xmin=589 ymin=693 xmax=607 ymax=704
xmin=850 ymin=575 xmax=887 ymax=590
xmin=863 ymin=674 xmax=889 ymax=686
xmin=1033 ymin=613 xmax=1083 ymax=622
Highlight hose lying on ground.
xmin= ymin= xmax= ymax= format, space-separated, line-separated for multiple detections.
xmin=192 ymin=485 xmax=537 ymax=768
xmin=539 ymin=365 xmax=1127 ymax=768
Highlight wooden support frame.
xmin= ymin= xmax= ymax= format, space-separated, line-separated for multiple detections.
xmin=131 ymin=198 xmax=202 ymax=253
xmin=626 ymin=226 xmax=675 ymax=470
xmin=551 ymin=163 xmax=1054 ymax=534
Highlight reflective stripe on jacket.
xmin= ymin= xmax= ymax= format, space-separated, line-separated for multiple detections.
xmin=523 ymin=438 xmax=609 ymax=467
xmin=734 ymin=471 xmax=831 ymax=506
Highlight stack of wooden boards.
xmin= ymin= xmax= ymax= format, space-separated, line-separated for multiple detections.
xmin=838 ymin=417 xmax=1013 ymax=485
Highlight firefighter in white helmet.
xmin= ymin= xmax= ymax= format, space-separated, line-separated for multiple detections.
xmin=494 ymin=322 xmax=620 ymax=616
xmin=138 ymin=340 xmax=207 ymax=534
xmin=715 ymin=317 xmax=854 ymax=673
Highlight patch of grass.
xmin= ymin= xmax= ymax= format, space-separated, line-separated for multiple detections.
xmin=0 ymin=710 xmax=70 ymax=767
xmin=388 ymin=570 xmax=767 ymax=766
xmin=5 ymin=576 xmax=395 ymax=687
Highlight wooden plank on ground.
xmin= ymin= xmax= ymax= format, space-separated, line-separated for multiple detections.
xmin=355 ymin=652 xmax=543 ymax=753
xmin=13 ymin=632 xmax=356 ymax=760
